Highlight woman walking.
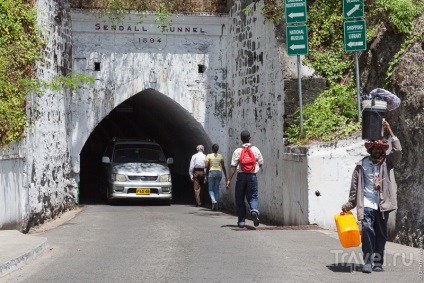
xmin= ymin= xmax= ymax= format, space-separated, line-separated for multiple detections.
xmin=205 ymin=144 xmax=227 ymax=211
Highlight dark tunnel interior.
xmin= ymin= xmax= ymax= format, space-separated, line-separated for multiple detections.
xmin=79 ymin=88 xmax=212 ymax=205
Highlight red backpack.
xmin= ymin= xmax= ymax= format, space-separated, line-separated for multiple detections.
xmin=239 ymin=146 xmax=256 ymax=172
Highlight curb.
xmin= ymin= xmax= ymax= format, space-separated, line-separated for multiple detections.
xmin=0 ymin=230 xmax=48 ymax=278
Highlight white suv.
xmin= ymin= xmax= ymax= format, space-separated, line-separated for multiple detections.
xmin=102 ymin=139 xmax=173 ymax=205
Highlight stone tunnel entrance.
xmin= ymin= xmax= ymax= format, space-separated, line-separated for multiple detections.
xmin=79 ymin=88 xmax=212 ymax=204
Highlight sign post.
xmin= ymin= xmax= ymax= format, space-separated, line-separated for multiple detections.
xmin=286 ymin=24 xmax=308 ymax=135
xmin=285 ymin=0 xmax=308 ymax=135
xmin=344 ymin=20 xmax=366 ymax=121
xmin=343 ymin=0 xmax=365 ymax=121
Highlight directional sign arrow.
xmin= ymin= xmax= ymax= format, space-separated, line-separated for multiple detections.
xmin=288 ymin=12 xmax=305 ymax=19
xmin=346 ymin=4 xmax=360 ymax=17
xmin=347 ymin=41 xmax=364 ymax=47
xmin=290 ymin=44 xmax=306 ymax=50
xmin=343 ymin=0 xmax=364 ymax=19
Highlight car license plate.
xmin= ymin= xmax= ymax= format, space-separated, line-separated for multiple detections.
xmin=136 ymin=188 xmax=150 ymax=195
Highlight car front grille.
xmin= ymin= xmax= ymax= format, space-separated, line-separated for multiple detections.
xmin=127 ymin=188 xmax=159 ymax=194
xmin=128 ymin=176 xmax=158 ymax=181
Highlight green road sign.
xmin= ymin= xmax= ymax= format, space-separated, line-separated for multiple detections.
xmin=285 ymin=0 xmax=307 ymax=24
xmin=344 ymin=20 xmax=366 ymax=52
xmin=343 ymin=0 xmax=364 ymax=19
xmin=286 ymin=25 xmax=308 ymax=56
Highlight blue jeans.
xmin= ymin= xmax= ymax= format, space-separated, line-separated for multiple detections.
xmin=235 ymin=173 xmax=259 ymax=223
xmin=208 ymin=170 xmax=222 ymax=203
xmin=361 ymin=207 xmax=389 ymax=266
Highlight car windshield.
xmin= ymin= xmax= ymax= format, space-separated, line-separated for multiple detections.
xmin=113 ymin=144 xmax=166 ymax=163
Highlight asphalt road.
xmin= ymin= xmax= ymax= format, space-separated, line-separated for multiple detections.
xmin=0 ymin=203 xmax=422 ymax=283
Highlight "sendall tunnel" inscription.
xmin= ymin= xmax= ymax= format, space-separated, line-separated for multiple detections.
xmin=95 ymin=24 xmax=206 ymax=34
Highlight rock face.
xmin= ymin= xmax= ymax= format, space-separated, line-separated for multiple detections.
xmin=390 ymin=15 xmax=424 ymax=247
xmin=362 ymin=15 xmax=424 ymax=246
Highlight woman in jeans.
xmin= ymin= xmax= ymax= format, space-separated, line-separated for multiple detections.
xmin=205 ymin=144 xmax=227 ymax=211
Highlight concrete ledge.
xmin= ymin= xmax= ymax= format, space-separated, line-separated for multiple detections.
xmin=0 ymin=230 xmax=47 ymax=278
xmin=282 ymin=153 xmax=306 ymax=162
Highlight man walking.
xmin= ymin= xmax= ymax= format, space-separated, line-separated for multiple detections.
xmin=189 ymin=145 xmax=206 ymax=207
xmin=226 ymin=130 xmax=264 ymax=228
xmin=342 ymin=120 xmax=402 ymax=273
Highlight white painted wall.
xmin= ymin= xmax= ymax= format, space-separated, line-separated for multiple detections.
xmin=307 ymin=137 xmax=364 ymax=230
xmin=0 ymin=146 xmax=25 ymax=230
xmin=281 ymin=152 xmax=309 ymax=225
xmin=307 ymin=136 xmax=398 ymax=231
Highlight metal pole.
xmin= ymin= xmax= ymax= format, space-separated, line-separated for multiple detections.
xmin=355 ymin=51 xmax=361 ymax=121
xmin=297 ymin=54 xmax=303 ymax=134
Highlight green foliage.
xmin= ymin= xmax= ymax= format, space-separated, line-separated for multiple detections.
xmin=154 ymin=1 xmax=174 ymax=30
xmin=96 ymin=0 xmax=175 ymax=28
xmin=383 ymin=1 xmax=424 ymax=85
xmin=286 ymin=84 xmax=361 ymax=144
xmin=0 ymin=0 xmax=41 ymax=145
xmin=97 ymin=0 xmax=138 ymax=23
xmin=242 ymin=7 xmax=253 ymax=14
xmin=306 ymin=50 xmax=353 ymax=83
xmin=261 ymin=0 xmax=285 ymax=22
xmin=284 ymin=0 xmax=359 ymax=144
xmin=307 ymin=1 xmax=343 ymax=47
xmin=0 ymin=0 xmax=94 ymax=145
xmin=43 ymin=72 xmax=95 ymax=93
xmin=307 ymin=0 xmax=352 ymax=85
xmin=374 ymin=0 xmax=422 ymax=34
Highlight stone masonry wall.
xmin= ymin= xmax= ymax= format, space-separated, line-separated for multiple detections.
xmin=23 ymin=0 xmax=77 ymax=231
xmin=390 ymin=15 xmax=424 ymax=246
xmin=224 ymin=1 xmax=289 ymax=223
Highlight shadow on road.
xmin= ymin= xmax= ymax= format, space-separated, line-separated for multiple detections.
xmin=220 ymin=224 xmax=257 ymax=231
xmin=326 ymin=263 xmax=363 ymax=273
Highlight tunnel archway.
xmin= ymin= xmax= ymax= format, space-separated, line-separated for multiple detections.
xmin=80 ymin=88 xmax=212 ymax=204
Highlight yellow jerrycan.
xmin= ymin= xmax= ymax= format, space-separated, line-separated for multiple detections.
xmin=334 ymin=211 xmax=361 ymax=248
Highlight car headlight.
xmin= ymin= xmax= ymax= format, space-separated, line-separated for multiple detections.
xmin=159 ymin=174 xmax=171 ymax=182
xmin=113 ymin=174 xmax=127 ymax=182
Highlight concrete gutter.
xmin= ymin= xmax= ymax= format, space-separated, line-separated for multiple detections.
xmin=0 ymin=230 xmax=47 ymax=278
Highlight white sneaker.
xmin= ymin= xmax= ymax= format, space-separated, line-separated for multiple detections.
xmin=251 ymin=211 xmax=260 ymax=227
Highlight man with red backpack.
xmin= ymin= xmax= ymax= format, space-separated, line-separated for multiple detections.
xmin=226 ymin=130 xmax=264 ymax=228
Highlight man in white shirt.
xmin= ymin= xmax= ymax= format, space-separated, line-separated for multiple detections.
xmin=189 ymin=145 xmax=206 ymax=207
xmin=226 ymin=130 xmax=264 ymax=228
